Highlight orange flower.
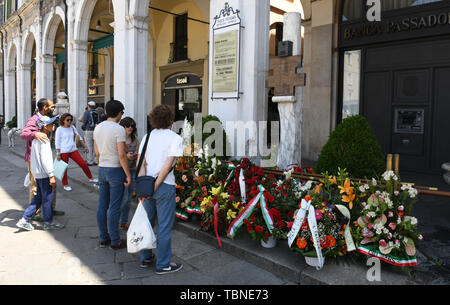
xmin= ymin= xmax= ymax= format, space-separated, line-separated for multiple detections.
xmin=342 ymin=193 xmax=355 ymax=209
xmin=314 ymin=183 xmax=323 ymax=194
xmin=296 ymin=237 xmax=307 ymax=249
xmin=328 ymin=176 xmax=337 ymax=185
xmin=326 ymin=236 xmax=336 ymax=247
xmin=304 ymin=195 xmax=312 ymax=202
xmin=338 ymin=179 xmax=354 ymax=195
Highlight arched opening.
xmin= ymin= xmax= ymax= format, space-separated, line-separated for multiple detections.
xmin=43 ymin=12 xmax=65 ymax=101
xmin=22 ymin=32 xmax=36 ymax=117
xmin=6 ymin=43 xmax=17 ymax=123
xmin=87 ymin=0 xmax=115 ymax=108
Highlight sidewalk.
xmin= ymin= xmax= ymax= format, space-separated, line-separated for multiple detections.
xmin=1 ymin=132 xmax=448 ymax=284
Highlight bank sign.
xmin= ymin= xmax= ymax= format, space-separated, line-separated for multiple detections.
xmin=340 ymin=8 xmax=450 ymax=47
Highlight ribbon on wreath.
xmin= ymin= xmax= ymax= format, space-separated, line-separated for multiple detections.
xmin=213 ymin=198 xmax=222 ymax=248
xmin=287 ymin=197 xmax=324 ymax=270
xmin=227 ymin=185 xmax=273 ymax=238
xmin=334 ymin=204 xmax=356 ymax=252
xmin=224 ymin=162 xmax=246 ymax=202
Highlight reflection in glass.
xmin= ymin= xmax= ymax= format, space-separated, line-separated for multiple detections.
xmin=342 ymin=50 xmax=361 ymax=120
xmin=176 ymin=87 xmax=202 ymax=122
xmin=342 ymin=0 xmax=362 ymax=21
xmin=381 ymin=0 xmax=442 ymax=11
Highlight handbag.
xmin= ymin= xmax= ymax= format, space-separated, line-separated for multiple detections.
xmin=53 ymin=159 xmax=69 ymax=181
xmin=134 ymin=133 xmax=156 ymax=198
xmin=71 ymin=126 xmax=81 ymax=147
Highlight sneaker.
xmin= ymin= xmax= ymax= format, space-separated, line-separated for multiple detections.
xmin=99 ymin=239 xmax=111 ymax=248
xmin=63 ymin=186 xmax=72 ymax=192
xmin=43 ymin=222 xmax=65 ymax=230
xmin=16 ymin=218 xmax=34 ymax=231
xmin=139 ymin=254 xmax=156 ymax=268
xmin=89 ymin=178 xmax=98 ymax=183
xmin=110 ymin=239 xmax=127 ymax=250
xmin=155 ymin=262 xmax=183 ymax=275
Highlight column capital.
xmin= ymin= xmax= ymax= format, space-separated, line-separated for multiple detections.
xmin=70 ymin=40 xmax=89 ymax=51
xmin=126 ymin=15 xmax=151 ymax=31
xmin=18 ymin=64 xmax=32 ymax=71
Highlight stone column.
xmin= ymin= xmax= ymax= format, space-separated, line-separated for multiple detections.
xmin=4 ymin=69 xmax=16 ymax=123
xmin=275 ymin=12 xmax=303 ymax=170
xmin=17 ymin=64 xmax=32 ymax=128
xmin=38 ymin=54 xmax=55 ymax=100
xmin=69 ymin=40 xmax=89 ymax=118
xmin=114 ymin=14 xmax=151 ymax=138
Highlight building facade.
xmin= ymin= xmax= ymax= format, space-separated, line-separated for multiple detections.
xmin=0 ymin=0 xmax=448 ymax=174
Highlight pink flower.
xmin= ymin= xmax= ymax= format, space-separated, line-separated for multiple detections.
xmin=287 ymin=222 xmax=294 ymax=229
xmin=388 ymin=222 xmax=396 ymax=230
xmin=315 ymin=209 xmax=323 ymax=221
xmin=379 ymin=239 xmax=387 ymax=247
xmin=367 ymin=223 xmax=374 ymax=230
xmin=418 ymin=235 xmax=424 ymax=241
xmin=388 ymin=211 xmax=394 ymax=218
xmin=398 ymin=205 xmax=404 ymax=211
xmin=202 ymin=186 xmax=207 ymax=192
xmin=387 ymin=232 xmax=393 ymax=240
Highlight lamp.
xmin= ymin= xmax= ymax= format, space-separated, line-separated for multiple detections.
xmin=96 ymin=20 xmax=101 ymax=30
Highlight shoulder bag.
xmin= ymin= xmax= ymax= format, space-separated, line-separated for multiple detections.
xmin=135 ymin=133 xmax=155 ymax=198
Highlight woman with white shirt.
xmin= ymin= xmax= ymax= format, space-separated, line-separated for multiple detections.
xmin=137 ymin=105 xmax=183 ymax=274
xmin=55 ymin=113 xmax=98 ymax=191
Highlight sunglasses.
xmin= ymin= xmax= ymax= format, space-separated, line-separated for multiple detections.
xmin=65 ymin=118 xmax=73 ymax=122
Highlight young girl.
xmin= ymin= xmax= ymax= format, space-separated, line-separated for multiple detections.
xmin=16 ymin=116 xmax=64 ymax=231
xmin=119 ymin=117 xmax=139 ymax=229
xmin=55 ymin=113 xmax=97 ymax=191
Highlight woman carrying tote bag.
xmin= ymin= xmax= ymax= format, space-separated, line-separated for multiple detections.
xmin=136 ymin=105 xmax=184 ymax=274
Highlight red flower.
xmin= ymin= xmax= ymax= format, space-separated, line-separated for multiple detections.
xmin=191 ymin=201 xmax=196 ymax=207
xmin=287 ymin=221 xmax=294 ymax=229
xmin=243 ymin=219 xmax=250 ymax=225
xmin=288 ymin=211 xmax=294 ymax=218
xmin=277 ymin=221 xmax=286 ymax=229
xmin=247 ymin=225 xmax=254 ymax=232
xmin=264 ymin=192 xmax=274 ymax=204
xmin=255 ymin=226 xmax=264 ymax=233
xmin=301 ymin=220 xmax=309 ymax=232
xmin=320 ymin=238 xmax=330 ymax=249
xmin=283 ymin=193 xmax=289 ymax=197
xmin=264 ymin=233 xmax=271 ymax=238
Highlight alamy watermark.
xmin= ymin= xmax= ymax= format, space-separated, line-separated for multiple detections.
xmin=366 ymin=257 xmax=381 ymax=282
xmin=173 ymin=113 xmax=280 ymax=167
xmin=367 ymin=0 xmax=381 ymax=22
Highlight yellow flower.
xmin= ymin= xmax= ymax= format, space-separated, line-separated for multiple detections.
xmin=220 ymin=192 xmax=229 ymax=200
xmin=232 ymin=202 xmax=241 ymax=210
xmin=211 ymin=186 xmax=222 ymax=196
xmin=200 ymin=196 xmax=212 ymax=207
xmin=226 ymin=209 xmax=237 ymax=221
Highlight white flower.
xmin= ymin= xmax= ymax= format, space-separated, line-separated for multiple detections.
xmin=372 ymin=178 xmax=377 ymax=186
xmin=376 ymin=228 xmax=382 ymax=235
xmin=276 ymin=180 xmax=283 ymax=187
xmin=410 ymin=217 xmax=418 ymax=225
xmin=359 ymin=186 xmax=366 ymax=193
xmin=397 ymin=218 xmax=402 ymax=224
xmin=394 ymin=191 xmax=399 ymax=196
xmin=382 ymin=170 xmax=398 ymax=181
xmin=367 ymin=212 xmax=376 ymax=218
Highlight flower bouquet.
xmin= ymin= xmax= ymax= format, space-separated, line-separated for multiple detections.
xmin=353 ymin=171 xmax=423 ymax=266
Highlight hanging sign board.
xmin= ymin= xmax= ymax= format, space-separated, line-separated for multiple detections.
xmin=212 ymin=3 xmax=241 ymax=100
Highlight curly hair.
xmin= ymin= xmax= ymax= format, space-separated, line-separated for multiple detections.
xmin=59 ymin=113 xmax=74 ymax=126
xmin=149 ymin=104 xmax=174 ymax=129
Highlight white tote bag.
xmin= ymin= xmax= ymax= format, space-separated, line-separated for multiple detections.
xmin=127 ymin=203 xmax=157 ymax=253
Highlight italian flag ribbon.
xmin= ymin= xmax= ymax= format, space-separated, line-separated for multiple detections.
xmin=185 ymin=206 xmax=202 ymax=215
xmin=335 ymin=204 xmax=356 ymax=252
xmin=227 ymin=185 xmax=273 ymax=238
xmin=175 ymin=210 xmax=189 ymax=221
xmin=224 ymin=163 xmax=236 ymax=188
xmin=224 ymin=162 xmax=246 ymax=202
xmin=357 ymin=245 xmax=418 ymax=267
xmin=287 ymin=198 xmax=325 ymax=270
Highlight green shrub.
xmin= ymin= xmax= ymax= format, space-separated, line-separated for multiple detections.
xmin=191 ymin=115 xmax=230 ymax=158
xmin=315 ymin=115 xmax=385 ymax=178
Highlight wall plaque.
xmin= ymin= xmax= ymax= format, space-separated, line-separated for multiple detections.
xmin=212 ymin=2 xmax=241 ymax=100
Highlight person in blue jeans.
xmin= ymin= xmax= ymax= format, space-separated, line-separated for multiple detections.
xmin=137 ymin=104 xmax=183 ymax=274
xmin=93 ymin=100 xmax=131 ymax=250
xmin=118 ymin=117 xmax=139 ymax=229
xmin=16 ymin=115 xmax=64 ymax=231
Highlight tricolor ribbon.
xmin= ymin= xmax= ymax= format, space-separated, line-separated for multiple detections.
xmin=287 ymin=198 xmax=324 ymax=270
xmin=357 ymin=245 xmax=418 ymax=267
xmin=335 ymin=204 xmax=356 ymax=252
xmin=224 ymin=163 xmax=236 ymax=188
xmin=224 ymin=162 xmax=246 ymax=202
xmin=175 ymin=210 xmax=189 ymax=221
xmin=227 ymin=185 xmax=273 ymax=238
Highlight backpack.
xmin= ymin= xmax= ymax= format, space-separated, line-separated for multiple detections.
xmin=88 ymin=110 xmax=99 ymax=129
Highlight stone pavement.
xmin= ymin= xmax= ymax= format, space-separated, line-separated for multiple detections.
xmin=0 ymin=132 xmax=449 ymax=285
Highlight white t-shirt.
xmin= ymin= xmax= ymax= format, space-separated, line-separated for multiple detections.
xmin=139 ymin=129 xmax=183 ymax=186
xmin=55 ymin=126 xmax=83 ymax=154
xmin=93 ymin=120 xmax=126 ymax=167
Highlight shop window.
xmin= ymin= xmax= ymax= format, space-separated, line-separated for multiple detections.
xmin=176 ymin=87 xmax=201 ymax=122
xmin=342 ymin=50 xmax=361 ymax=120
xmin=381 ymin=0 xmax=442 ymax=11
xmin=342 ymin=0 xmax=363 ymax=21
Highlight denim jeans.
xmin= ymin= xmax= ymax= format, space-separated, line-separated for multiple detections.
xmin=97 ymin=167 xmax=125 ymax=245
xmin=120 ymin=169 xmax=136 ymax=225
xmin=23 ymin=177 xmax=53 ymax=223
xmin=140 ymin=183 xmax=176 ymax=270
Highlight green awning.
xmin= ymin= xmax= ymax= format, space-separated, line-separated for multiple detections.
xmin=92 ymin=33 xmax=114 ymax=51
xmin=56 ymin=52 xmax=65 ymax=64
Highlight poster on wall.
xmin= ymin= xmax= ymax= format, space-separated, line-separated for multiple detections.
xmin=212 ymin=3 xmax=241 ymax=100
